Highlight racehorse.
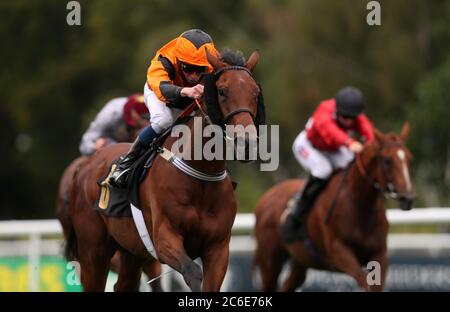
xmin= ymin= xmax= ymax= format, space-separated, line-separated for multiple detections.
xmin=64 ymin=48 xmax=265 ymax=291
xmin=56 ymin=132 xmax=162 ymax=291
xmin=253 ymin=124 xmax=415 ymax=291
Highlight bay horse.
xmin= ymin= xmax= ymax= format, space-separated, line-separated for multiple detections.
xmin=253 ymin=124 xmax=415 ymax=292
xmin=65 ymin=48 xmax=264 ymax=291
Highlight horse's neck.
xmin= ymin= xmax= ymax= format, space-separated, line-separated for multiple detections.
xmin=346 ymin=156 xmax=383 ymax=214
xmin=164 ymin=113 xmax=226 ymax=174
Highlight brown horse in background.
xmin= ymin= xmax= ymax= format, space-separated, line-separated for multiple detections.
xmin=253 ymin=124 xmax=415 ymax=292
xmin=56 ymin=131 xmax=162 ymax=291
xmin=64 ymin=49 xmax=264 ymax=291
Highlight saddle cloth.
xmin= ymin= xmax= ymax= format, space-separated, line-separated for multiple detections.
xmin=95 ymin=148 xmax=156 ymax=217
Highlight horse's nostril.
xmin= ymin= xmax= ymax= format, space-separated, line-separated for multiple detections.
xmin=399 ymin=197 xmax=414 ymax=211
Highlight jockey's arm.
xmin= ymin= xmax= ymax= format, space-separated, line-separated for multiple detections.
xmin=94 ymin=137 xmax=117 ymax=151
xmin=79 ymin=98 xmax=125 ymax=156
xmin=147 ymin=58 xmax=182 ymax=103
xmin=314 ymin=114 xmax=352 ymax=149
xmin=356 ymin=114 xmax=374 ymax=143
xmin=80 ymin=129 xmax=100 ymax=156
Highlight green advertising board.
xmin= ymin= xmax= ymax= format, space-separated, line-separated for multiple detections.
xmin=0 ymin=256 xmax=82 ymax=292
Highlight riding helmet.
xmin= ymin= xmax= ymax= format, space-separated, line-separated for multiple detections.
xmin=335 ymin=86 xmax=365 ymax=118
xmin=174 ymin=29 xmax=217 ymax=67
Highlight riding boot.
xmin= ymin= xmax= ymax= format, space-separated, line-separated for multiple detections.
xmin=110 ymin=124 xmax=160 ymax=188
xmin=281 ymin=175 xmax=328 ymax=242
xmin=109 ymin=137 xmax=148 ymax=188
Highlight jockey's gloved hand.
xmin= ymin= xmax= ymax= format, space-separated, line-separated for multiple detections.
xmin=349 ymin=141 xmax=364 ymax=153
xmin=181 ymin=84 xmax=204 ymax=99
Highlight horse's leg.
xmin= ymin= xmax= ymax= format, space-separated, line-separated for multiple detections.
xmin=73 ymin=205 xmax=116 ymax=291
xmin=280 ymin=261 xmax=308 ymax=292
xmin=256 ymin=245 xmax=286 ymax=292
xmin=113 ymin=249 xmax=146 ymax=292
xmin=143 ymin=258 xmax=163 ymax=292
xmin=201 ymin=242 xmax=229 ymax=292
xmin=109 ymin=251 xmax=121 ymax=274
xmin=77 ymin=235 xmax=116 ymax=291
xmin=329 ymin=240 xmax=369 ymax=291
xmin=156 ymin=224 xmax=202 ymax=292
xmin=367 ymin=250 xmax=388 ymax=292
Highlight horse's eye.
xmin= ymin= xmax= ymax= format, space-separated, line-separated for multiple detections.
xmin=218 ymin=89 xmax=226 ymax=97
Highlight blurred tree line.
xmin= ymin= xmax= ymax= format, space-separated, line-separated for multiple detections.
xmin=0 ymin=0 xmax=449 ymax=219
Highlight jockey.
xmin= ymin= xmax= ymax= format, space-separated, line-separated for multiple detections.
xmin=79 ymin=93 xmax=149 ymax=156
xmin=110 ymin=29 xmax=220 ymax=187
xmin=282 ymin=86 xmax=374 ymax=242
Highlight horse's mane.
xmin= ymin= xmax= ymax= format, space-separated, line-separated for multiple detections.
xmin=220 ymin=48 xmax=246 ymax=66
xmin=384 ymin=133 xmax=403 ymax=143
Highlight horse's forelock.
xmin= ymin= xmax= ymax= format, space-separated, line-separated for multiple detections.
xmin=220 ymin=48 xmax=246 ymax=66
xmin=384 ymin=133 xmax=406 ymax=146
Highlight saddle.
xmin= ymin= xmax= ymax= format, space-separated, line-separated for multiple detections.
xmin=95 ymin=147 xmax=157 ymax=217
xmin=94 ymin=105 xmax=196 ymax=217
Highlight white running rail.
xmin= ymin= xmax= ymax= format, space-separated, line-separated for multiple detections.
xmin=0 ymin=207 xmax=449 ymax=291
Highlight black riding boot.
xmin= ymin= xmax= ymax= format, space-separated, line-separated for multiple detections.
xmin=110 ymin=137 xmax=148 ymax=188
xmin=281 ymin=176 xmax=328 ymax=242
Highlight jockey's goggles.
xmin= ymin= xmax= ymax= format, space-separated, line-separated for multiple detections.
xmin=180 ymin=62 xmax=208 ymax=74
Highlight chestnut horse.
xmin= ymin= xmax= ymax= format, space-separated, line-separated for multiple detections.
xmin=65 ymin=49 xmax=264 ymax=291
xmin=253 ymin=124 xmax=415 ymax=292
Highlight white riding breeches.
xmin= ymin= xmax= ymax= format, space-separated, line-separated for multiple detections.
xmin=143 ymin=83 xmax=182 ymax=134
xmin=292 ymin=130 xmax=355 ymax=179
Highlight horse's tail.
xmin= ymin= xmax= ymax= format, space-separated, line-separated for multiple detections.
xmin=251 ymin=245 xmax=261 ymax=284
xmin=56 ymin=156 xmax=86 ymax=261
xmin=56 ymin=186 xmax=78 ymax=261
xmin=64 ymin=221 xmax=78 ymax=261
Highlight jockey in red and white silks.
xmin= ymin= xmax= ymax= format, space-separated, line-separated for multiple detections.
xmin=292 ymin=97 xmax=373 ymax=179
xmin=282 ymin=86 xmax=374 ymax=243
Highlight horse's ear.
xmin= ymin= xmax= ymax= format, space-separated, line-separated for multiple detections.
xmin=373 ymin=127 xmax=385 ymax=142
xmin=400 ymin=121 xmax=410 ymax=141
xmin=206 ymin=48 xmax=225 ymax=70
xmin=245 ymin=50 xmax=259 ymax=72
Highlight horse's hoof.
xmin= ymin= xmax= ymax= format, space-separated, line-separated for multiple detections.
xmin=188 ymin=278 xmax=202 ymax=292
xmin=182 ymin=261 xmax=203 ymax=291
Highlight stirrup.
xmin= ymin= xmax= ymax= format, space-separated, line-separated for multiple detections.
xmin=110 ymin=167 xmax=132 ymax=187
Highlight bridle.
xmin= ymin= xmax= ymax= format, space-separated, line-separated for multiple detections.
xmin=355 ymin=141 xmax=406 ymax=199
xmin=198 ymin=65 xmax=257 ymax=125
xmin=154 ymin=66 xmax=260 ymax=181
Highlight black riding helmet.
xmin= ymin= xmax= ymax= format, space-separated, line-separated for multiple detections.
xmin=335 ymin=86 xmax=364 ymax=118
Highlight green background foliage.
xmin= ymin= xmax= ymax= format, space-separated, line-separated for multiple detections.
xmin=0 ymin=0 xmax=449 ymax=218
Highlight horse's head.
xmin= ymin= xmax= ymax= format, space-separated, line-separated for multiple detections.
xmin=359 ymin=122 xmax=416 ymax=210
xmin=204 ymin=48 xmax=265 ymax=162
